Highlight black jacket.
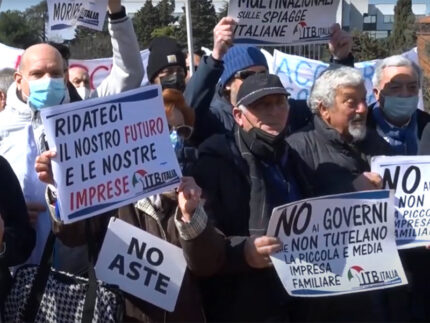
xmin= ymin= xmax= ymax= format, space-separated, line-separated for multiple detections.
xmin=419 ymin=122 xmax=430 ymax=154
xmin=287 ymin=115 xmax=393 ymax=198
xmin=0 ymin=156 xmax=35 ymax=303
xmin=192 ymin=132 xmax=298 ymax=322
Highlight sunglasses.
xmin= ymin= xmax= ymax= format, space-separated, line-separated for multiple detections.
xmin=233 ymin=70 xmax=267 ymax=80
xmin=169 ymin=125 xmax=193 ymax=140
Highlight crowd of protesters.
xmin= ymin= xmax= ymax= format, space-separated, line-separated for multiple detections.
xmin=0 ymin=0 xmax=430 ymax=321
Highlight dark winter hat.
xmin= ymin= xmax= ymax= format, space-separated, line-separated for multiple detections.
xmin=147 ymin=37 xmax=186 ymax=82
xmin=236 ymin=73 xmax=289 ymax=107
xmin=219 ymin=45 xmax=268 ymax=88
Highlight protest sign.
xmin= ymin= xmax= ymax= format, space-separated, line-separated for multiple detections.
xmin=95 ymin=217 xmax=187 ymax=312
xmin=47 ymin=0 xmax=109 ymax=32
xmin=372 ymin=156 xmax=430 ymax=249
xmin=267 ymin=190 xmax=407 ymax=297
xmin=40 ymin=85 xmax=182 ymax=224
xmin=228 ymin=0 xmax=341 ymax=45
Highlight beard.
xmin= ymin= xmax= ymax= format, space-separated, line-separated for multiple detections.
xmin=348 ymin=115 xmax=367 ymax=142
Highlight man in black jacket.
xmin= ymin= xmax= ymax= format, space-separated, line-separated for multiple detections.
xmin=193 ymin=73 xmax=301 ymax=321
xmin=368 ymin=54 xmax=430 ymax=155
xmin=287 ymin=66 xmax=409 ymax=321
xmin=184 ymin=18 xmax=354 ymax=146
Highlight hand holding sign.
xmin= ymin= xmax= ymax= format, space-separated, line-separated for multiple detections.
xmin=212 ymin=17 xmax=236 ymax=61
xmin=108 ymin=0 xmax=122 ymax=14
xmin=244 ymin=236 xmax=282 ymax=269
xmin=328 ymin=23 xmax=353 ymax=61
xmin=177 ymin=177 xmax=202 ymax=223
xmin=353 ymin=172 xmax=383 ymax=191
xmin=35 ymin=150 xmax=56 ymax=186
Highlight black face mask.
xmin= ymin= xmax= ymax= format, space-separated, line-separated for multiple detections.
xmin=160 ymin=73 xmax=186 ymax=92
xmin=240 ymin=126 xmax=287 ymax=163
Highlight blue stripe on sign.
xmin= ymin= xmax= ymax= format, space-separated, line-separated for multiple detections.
xmin=323 ymin=190 xmax=390 ymax=200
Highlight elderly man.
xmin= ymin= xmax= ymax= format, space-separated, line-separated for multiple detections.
xmin=68 ymin=65 xmax=90 ymax=100
xmin=193 ymin=73 xmax=301 ymax=321
xmin=368 ymin=55 xmax=430 ymax=155
xmin=0 ymin=0 xmax=143 ymax=266
xmin=184 ymin=19 xmax=354 ymax=145
xmin=286 ymin=66 xmax=401 ymax=321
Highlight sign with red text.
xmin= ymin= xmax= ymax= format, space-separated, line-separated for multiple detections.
xmin=95 ymin=218 xmax=187 ymax=312
xmin=371 ymin=156 xmax=430 ymax=249
xmin=41 ymin=85 xmax=182 ymax=224
xmin=47 ymin=0 xmax=109 ymax=32
xmin=228 ymin=0 xmax=341 ymax=45
xmin=267 ymin=190 xmax=407 ymax=297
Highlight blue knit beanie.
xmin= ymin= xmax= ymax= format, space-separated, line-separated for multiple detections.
xmin=219 ymin=45 xmax=268 ymax=88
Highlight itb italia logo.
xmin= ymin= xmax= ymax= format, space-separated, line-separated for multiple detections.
xmin=132 ymin=169 xmax=180 ymax=193
xmin=347 ymin=265 xmax=401 ymax=288
xmin=293 ymin=21 xmax=330 ymax=40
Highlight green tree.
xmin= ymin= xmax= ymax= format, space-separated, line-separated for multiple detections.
xmin=389 ymin=0 xmax=416 ymax=53
xmin=157 ymin=0 xmax=176 ymax=26
xmin=176 ymin=0 xmax=217 ymax=49
xmin=351 ymin=30 xmax=389 ymax=61
xmin=0 ymin=10 xmax=39 ymax=48
xmin=23 ymin=0 xmax=47 ymax=42
xmin=133 ymin=0 xmax=160 ymax=48
xmin=151 ymin=25 xmax=177 ymax=39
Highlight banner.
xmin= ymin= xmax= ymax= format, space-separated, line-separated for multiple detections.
xmin=40 ymin=85 xmax=182 ymax=224
xmin=228 ymin=0 xmax=341 ymax=45
xmin=95 ymin=217 xmax=187 ymax=312
xmin=47 ymin=0 xmax=109 ymax=32
xmin=267 ymin=190 xmax=407 ymax=297
xmin=371 ymin=156 xmax=430 ymax=249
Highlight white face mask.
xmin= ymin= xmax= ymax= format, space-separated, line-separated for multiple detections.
xmin=76 ymin=86 xmax=90 ymax=100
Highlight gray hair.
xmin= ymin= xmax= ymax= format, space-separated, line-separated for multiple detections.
xmin=372 ymin=55 xmax=422 ymax=88
xmin=0 ymin=68 xmax=15 ymax=94
xmin=308 ymin=67 xmax=364 ymax=114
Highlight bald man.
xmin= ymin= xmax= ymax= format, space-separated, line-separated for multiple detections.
xmin=0 ymin=0 xmax=143 ymax=267
xmin=69 ymin=66 xmax=90 ymax=100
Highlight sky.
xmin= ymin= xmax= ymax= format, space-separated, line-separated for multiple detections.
xmin=0 ymin=0 xmax=41 ymax=12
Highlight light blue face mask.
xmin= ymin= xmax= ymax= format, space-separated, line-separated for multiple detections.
xmin=382 ymin=95 xmax=418 ymax=124
xmin=27 ymin=77 xmax=66 ymax=110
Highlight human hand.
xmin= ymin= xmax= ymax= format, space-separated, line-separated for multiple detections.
xmin=212 ymin=17 xmax=236 ymax=61
xmin=177 ymin=177 xmax=202 ymax=223
xmin=35 ymin=150 xmax=56 ymax=185
xmin=328 ymin=23 xmax=352 ymax=61
xmin=108 ymin=0 xmax=122 ymax=14
xmin=353 ymin=172 xmax=383 ymax=191
xmin=244 ymin=235 xmax=282 ymax=269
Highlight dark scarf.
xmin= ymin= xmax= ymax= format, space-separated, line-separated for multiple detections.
xmin=235 ymin=127 xmax=292 ymax=235
xmin=372 ymin=106 xmax=418 ymax=155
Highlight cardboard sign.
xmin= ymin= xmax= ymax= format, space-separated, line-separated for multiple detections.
xmin=228 ymin=0 xmax=341 ymax=45
xmin=47 ymin=0 xmax=109 ymax=32
xmin=41 ymin=85 xmax=182 ymax=223
xmin=267 ymin=190 xmax=407 ymax=297
xmin=372 ymin=156 xmax=430 ymax=249
xmin=95 ymin=217 xmax=187 ymax=312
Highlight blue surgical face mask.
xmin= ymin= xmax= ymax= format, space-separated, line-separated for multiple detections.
xmin=26 ymin=77 xmax=66 ymax=110
xmin=382 ymin=95 xmax=418 ymax=124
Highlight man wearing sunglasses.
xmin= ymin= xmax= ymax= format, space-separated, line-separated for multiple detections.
xmin=184 ymin=18 xmax=354 ymax=146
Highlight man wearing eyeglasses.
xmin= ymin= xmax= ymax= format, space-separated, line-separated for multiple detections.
xmin=184 ymin=18 xmax=354 ymax=146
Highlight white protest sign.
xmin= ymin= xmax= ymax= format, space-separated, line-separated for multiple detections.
xmin=95 ymin=217 xmax=187 ymax=312
xmin=47 ymin=0 xmax=109 ymax=32
xmin=41 ymin=85 xmax=182 ymax=224
xmin=371 ymin=156 xmax=430 ymax=249
xmin=267 ymin=190 xmax=407 ymax=297
xmin=228 ymin=0 xmax=341 ymax=45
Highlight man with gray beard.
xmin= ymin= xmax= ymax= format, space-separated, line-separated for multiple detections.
xmin=287 ymin=66 xmax=398 ymax=321
xmin=287 ymin=66 xmax=391 ymax=198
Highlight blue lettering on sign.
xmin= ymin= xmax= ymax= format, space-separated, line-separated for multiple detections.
xmin=275 ymin=58 xmax=293 ymax=84
xmin=295 ymin=60 xmax=312 ymax=86
xmin=297 ymin=89 xmax=309 ymax=100
xmin=313 ymin=64 xmax=328 ymax=82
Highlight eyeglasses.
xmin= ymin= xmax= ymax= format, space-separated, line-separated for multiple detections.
xmin=169 ymin=124 xmax=193 ymax=140
xmin=234 ymin=70 xmax=258 ymax=80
